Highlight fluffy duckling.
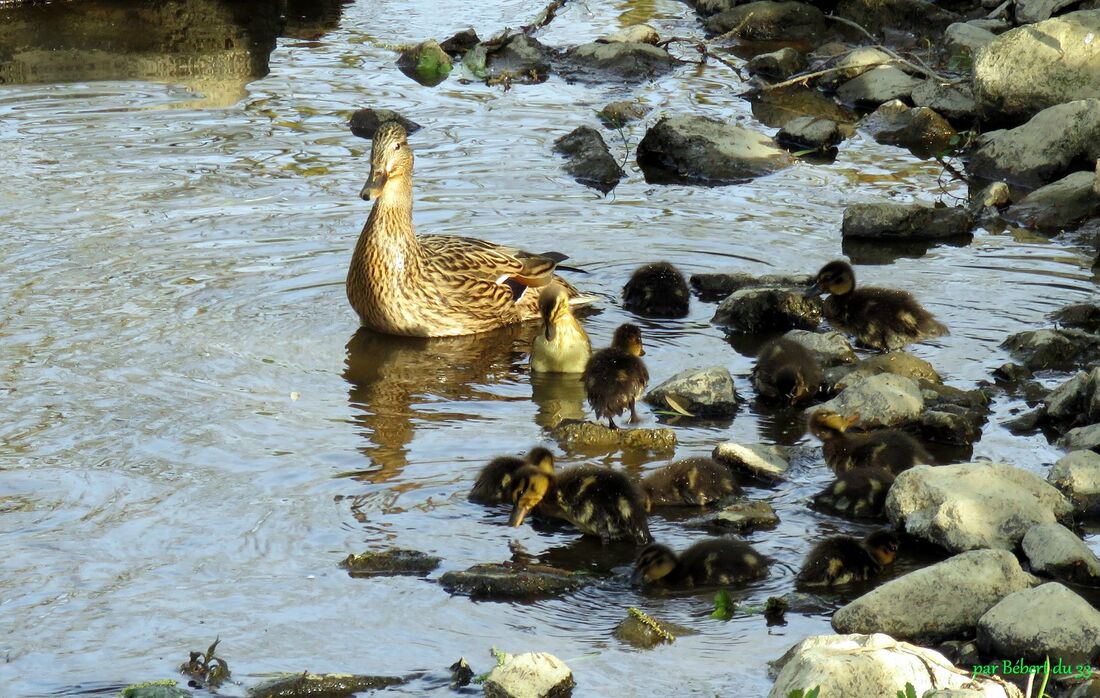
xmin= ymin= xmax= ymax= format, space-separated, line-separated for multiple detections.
xmin=508 ymin=464 xmax=651 ymax=544
xmin=804 ymin=260 xmax=948 ymax=351
xmin=632 ymin=538 xmax=769 ymax=588
xmin=622 ymin=262 xmax=690 ymax=318
xmin=796 ymin=529 xmax=899 ymax=587
xmin=468 ymin=446 xmax=555 ymax=504
xmin=641 ymin=457 xmax=741 ymax=509
xmin=752 ymin=336 xmax=824 ymax=406
xmin=530 ymin=283 xmax=592 ymax=373
xmin=582 ymin=324 xmax=649 ymax=429
xmin=808 ymin=409 xmax=931 ymax=475
xmin=812 ymin=467 xmax=895 ymax=519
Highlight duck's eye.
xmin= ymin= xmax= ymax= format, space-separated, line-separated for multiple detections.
xmin=393 ymin=142 xmax=402 ymax=151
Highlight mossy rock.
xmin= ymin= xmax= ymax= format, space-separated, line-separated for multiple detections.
xmin=247 ymin=672 xmax=406 ymax=697
xmin=438 ymin=562 xmax=588 ymax=600
xmin=340 ymin=548 xmax=440 ymax=577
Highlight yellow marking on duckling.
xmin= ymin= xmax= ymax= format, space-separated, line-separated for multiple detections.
xmin=618 ymin=497 xmax=633 ymax=521
xmin=743 ymin=553 xmax=759 ymax=567
xmin=833 ymin=481 xmax=847 ymax=494
xmin=826 ymin=557 xmax=844 ymax=577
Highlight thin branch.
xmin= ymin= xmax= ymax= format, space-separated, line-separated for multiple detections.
xmin=761 ymin=62 xmax=886 ymax=91
xmin=521 ymin=0 xmax=569 ymax=35
xmin=825 ymin=15 xmax=948 ymax=81
xmin=659 ymin=36 xmax=744 ymax=79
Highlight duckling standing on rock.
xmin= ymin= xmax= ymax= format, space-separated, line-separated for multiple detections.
xmin=804 ymin=260 xmax=947 ymax=351
xmin=508 ymin=465 xmax=652 ymax=544
xmin=641 ymin=457 xmax=740 ymax=509
xmin=632 ymin=538 xmax=769 ymax=588
xmin=582 ymin=324 xmax=649 ymax=429
xmin=808 ymin=409 xmax=931 ymax=474
xmin=622 ymin=262 xmax=690 ymax=318
xmin=796 ymin=529 xmax=899 ymax=587
xmin=752 ymin=336 xmax=824 ymax=406
xmin=469 ymin=446 xmax=556 ymax=504
xmin=812 ymin=467 xmax=895 ymax=519
xmin=530 ymin=284 xmax=591 ymax=373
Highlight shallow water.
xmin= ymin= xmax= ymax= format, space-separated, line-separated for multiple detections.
xmin=1 ymin=0 xmax=1097 ymax=695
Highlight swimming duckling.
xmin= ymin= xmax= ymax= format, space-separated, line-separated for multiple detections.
xmin=752 ymin=336 xmax=824 ymax=406
xmin=807 ymin=409 xmax=931 ymax=475
xmin=632 ymin=538 xmax=769 ymax=588
xmin=508 ymin=464 xmax=651 ymax=544
xmin=468 ymin=446 xmax=556 ymax=504
xmin=641 ymin=457 xmax=741 ymax=509
xmin=796 ymin=529 xmax=899 ymax=587
xmin=582 ymin=324 xmax=649 ymax=429
xmin=622 ymin=262 xmax=690 ymax=318
xmin=530 ymin=283 xmax=592 ymax=373
xmin=804 ymin=260 xmax=947 ymax=351
xmin=811 ymin=467 xmax=895 ymax=519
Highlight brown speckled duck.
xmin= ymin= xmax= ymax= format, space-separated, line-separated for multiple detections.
xmin=752 ymin=336 xmax=824 ymax=406
xmin=582 ymin=324 xmax=649 ymax=429
xmin=796 ymin=529 xmax=899 ymax=587
xmin=632 ymin=538 xmax=769 ymax=588
xmin=347 ymin=122 xmax=582 ymax=336
xmin=641 ymin=457 xmax=740 ymax=509
xmin=468 ymin=446 xmax=555 ymax=504
xmin=808 ymin=409 xmax=931 ymax=475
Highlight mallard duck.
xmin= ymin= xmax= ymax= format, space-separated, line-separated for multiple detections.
xmin=641 ymin=457 xmax=740 ymax=509
xmin=632 ymin=538 xmax=769 ymax=588
xmin=468 ymin=446 xmax=555 ymax=504
xmin=752 ymin=336 xmax=824 ymax=406
xmin=796 ymin=529 xmax=899 ymax=587
xmin=807 ymin=409 xmax=931 ymax=474
xmin=347 ymin=122 xmax=583 ymax=337
xmin=508 ymin=464 xmax=651 ymax=544
xmin=582 ymin=324 xmax=649 ymax=429
xmin=622 ymin=261 xmax=690 ymax=318
xmin=811 ymin=466 xmax=895 ymax=519
xmin=530 ymin=284 xmax=591 ymax=373
xmin=804 ymin=260 xmax=947 ymax=351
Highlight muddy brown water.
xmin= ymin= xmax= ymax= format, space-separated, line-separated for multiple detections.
xmin=1 ymin=0 xmax=1097 ymax=696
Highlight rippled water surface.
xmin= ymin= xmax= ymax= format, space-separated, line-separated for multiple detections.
xmin=2 ymin=0 xmax=1098 ymax=695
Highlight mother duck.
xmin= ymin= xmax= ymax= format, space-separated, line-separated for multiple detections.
xmin=347 ymin=122 xmax=582 ymax=337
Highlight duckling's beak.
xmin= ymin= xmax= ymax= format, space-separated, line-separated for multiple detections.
xmin=544 ymin=323 xmax=556 ymax=342
xmin=629 ymin=566 xmax=646 ymax=586
xmin=361 ymin=168 xmax=386 ymax=201
xmin=508 ymin=504 xmax=532 ymax=527
xmin=803 ymin=281 xmax=822 ymax=298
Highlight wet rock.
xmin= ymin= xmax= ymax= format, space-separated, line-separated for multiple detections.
xmin=551 ymin=420 xmax=676 ymax=453
xmin=776 ymin=116 xmax=843 ymax=152
xmin=614 ymin=608 xmax=693 ymax=649
xmin=644 ymin=366 xmax=740 ymax=419
xmin=396 ymin=40 xmax=452 ymax=86
xmin=835 ymin=0 xmax=960 ymax=36
xmin=622 ymin=262 xmax=690 ymax=318
xmin=1059 ymin=423 xmax=1100 ymax=451
xmin=974 ymin=13 xmax=1100 ymax=121
xmin=919 ymin=406 xmax=984 ymax=445
xmin=120 ymin=683 xmax=191 ymax=698
xmin=831 ymin=549 xmax=1037 ymax=641
xmin=782 ymin=329 xmax=857 ymax=367
xmin=636 ymin=115 xmax=794 ymax=184
xmin=711 ymin=287 xmax=821 ymax=333
xmin=469 ymin=35 xmax=552 ymax=83
xmin=439 ymin=28 xmax=480 ymax=57
xmin=746 ymin=47 xmax=805 ymax=80
xmin=691 ymin=0 xmax=737 ymax=15
xmin=841 ymin=201 xmax=971 ymax=241
xmin=600 ymin=24 xmax=660 ymax=45
xmin=815 ymin=374 xmax=925 ymax=429
xmin=836 ymin=65 xmax=922 ymax=108
xmin=340 ymin=548 xmax=441 ymax=577
xmin=1042 ymin=368 xmax=1100 ymax=430
xmin=563 ymin=42 xmax=676 ymax=82
xmin=1006 ymin=171 xmax=1100 ymax=232
xmin=483 ymin=651 xmax=574 ymax=698
xmin=248 ymin=673 xmax=407 ymax=698
xmin=911 ymin=80 xmax=978 ymax=122
xmin=438 ymin=563 xmax=587 ymax=600
xmin=1002 ymin=327 xmax=1100 ymax=370
xmin=886 ymin=462 xmax=1074 ymax=552
xmin=597 ymin=100 xmax=649 ymax=129
xmin=552 ymin=126 xmax=624 ymax=193
xmin=944 ymin=22 xmax=996 ymax=58
xmin=706 ymin=499 xmax=781 ymax=531
xmin=1021 ymin=522 xmax=1100 ymax=584
xmin=750 ymin=85 xmax=860 ymax=130
xmin=689 ymin=272 xmax=813 ymax=302
xmin=768 ymin=633 xmax=1021 ymax=698
xmin=1053 ymin=302 xmax=1100 ymax=332
xmin=832 ymin=352 xmax=941 ymax=392
xmin=1048 ymin=450 xmax=1100 ymax=515
xmin=705 ymin=2 xmax=827 ymax=42
xmin=970 ymin=182 xmax=1012 ymax=217
xmin=348 ymin=108 xmax=422 ymax=139
xmin=713 ymin=442 xmax=790 ymax=482
xmin=977 ymin=583 xmax=1100 ymax=666
xmin=1017 ymin=0 xmax=1086 ymax=24
xmin=817 ymin=48 xmax=894 ymax=91
xmin=864 ymin=102 xmax=957 ymax=158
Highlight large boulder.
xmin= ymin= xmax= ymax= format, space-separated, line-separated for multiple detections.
xmin=886 ymin=462 xmax=1074 ymax=552
xmin=636 ymin=115 xmax=794 ymax=184
xmin=1021 ymin=522 xmax=1100 ymax=584
xmin=553 ymin=127 xmax=623 ymax=193
xmin=1005 ymin=170 xmax=1100 ymax=232
xmin=973 ymin=12 xmax=1100 ymax=120
xmin=841 ymin=201 xmax=971 ymax=240
xmin=1048 ymin=450 xmax=1100 ymax=515
xmin=705 ymin=1 xmax=827 ymax=41
xmin=831 ymin=550 xmax=1037 ymax=641
xmin=711 ymin=286 xmax=821 ymax=333
xmin=814 ymin=374 xmax=925 ymax=428
xmin=562 ymin=41 xmax=676 ymax=82
xmin=644 ymin=366 xmax=740 ymax=418
xmin=976 ymin=583 xmax=1100 ymax=666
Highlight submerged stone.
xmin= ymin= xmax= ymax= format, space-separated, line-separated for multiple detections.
xmin=614 ymin=608 xmax=694 ymax=649
xmin=438 ymin=563 xmax=587 ymax=600
xmin=841 ymin=201 xmax=971 ymax=241
xmin=563 ymin=41 xmax=676 ymax=82
xmin=551 ymin=420 xmax=676 ymax=453
xmin=553 ymin=126 xmax=624 ymax=193
xmin=636 ymin=115 xmax=794 ymax=185
xmin=247 ymin=673 xmax=407 ymax=698
xmin=340 ymin=548 xmax=441 ymax=577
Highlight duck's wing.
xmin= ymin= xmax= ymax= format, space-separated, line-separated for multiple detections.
xmin=419 ymin=234 xmax=571 ymax=289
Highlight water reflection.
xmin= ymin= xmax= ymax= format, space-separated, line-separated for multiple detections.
xmin=529 ymin=371 xmax=587 ymax=429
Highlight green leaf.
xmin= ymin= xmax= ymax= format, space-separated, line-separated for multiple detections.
xmin=807 ymin=688 xmax=820 ymax=698
xmin=711 ymin=589 xmax=734 ymax=620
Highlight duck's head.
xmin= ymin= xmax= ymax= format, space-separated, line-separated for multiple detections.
xmin=611 ymin=323 xmax=645 ymax=357
xmin=362 ymin=122 xmax=413 ymax=201
xmin=631 ymin=543 xmax=677 ymax=584
xmin=804 ymin=260 xmax=856 ymax=298
xmin=864 ymin=529 xmax=900 ymax=566
xmin=526 ymin=446 xmax=556 ymax=474
xmin=508 ymin=465 xmax=552 ymax=527
xmin=807 ymin=409 xmax=859 ymax=440
xmin=537 ymin=285 xmax=572 ymax=341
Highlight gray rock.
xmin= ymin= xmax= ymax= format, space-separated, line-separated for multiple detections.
xmin=597 ymin=100 xmax=649 ymax=129
xmin=831 ymin=550 xmax=1037 ymax=641
xmin=977 ymin=583 xmax=1100 ymax=666
xmin=348 ymin=108 xmax=422 ymax=139
xmin=974 ymin=12 xmax=1100 ymax=120
xmin=776 ymin=116 xmax=843 ymax=151
xmin=487 ymin=35 xmax=552 ymax=82
xmin=711 ymin=286 xmax=822 ymax=333
xmin=439 ymin=28 xmax=480 ymax=57
xmin=1006 ymin=170 xmax=1100 ymax=232
xmin=564 ymin=41 xmax=676 ymax=82
xmin=1048 ymin=450 xmax=1100 ymax=515
xmin=713 ymin=442 xmax=790 ymax=481
xmin=835 ymin=0 xmax=961 ymax=36
xmin=1042 ymin=367 xmax=1100 ymax=429
xmin=705 ymin=1 xmax=827 ymax=41
xmin=815 ymin=374 xmax=925 ymax=428
xmin=1002 ymin=327 xmax=1100 ymax=370
xmin=689 ymin=272 xmax=813 ymax=302
xmin=967 ymin=18 xmax=1012 ymax=33
xmin=836 ymin=65 xmax=922 ymax=108
xmin=340 ymin=548 xmax=441 ymax=577
xmin=831 ymin=352 xmax=942 ymax=391
xmin=600 ymin=24 xmax=659 ymax=44
xmin=746 ymin=47 xmax=805 ymax=80
xmin=1059 ymin=422 xmax=1100 ymax=451
xmin=483 ymin=651 xmax=575 ymax=698
xmin=644 ymin=366 xmax=740 ymax=418
xmin=920 ymin=406 xmax=984 ymax=446
xmin=440 ymin=563 xmax=587 ymax=600
xmin=1016 ymin=0 xmax=1084 ymax=24
xmin=636 ymin=115 xmax=794 ymax=184
xmin=842 ymin=201 xmax=971 ymax=240
xmin=817 ymin=47 xmax=894 ymax=90
xmin=553 ymin=127 xmax=624 ymax=193
xmin=864 ymin=101 xmax=957 ymax=158
xmin=693 ymin=0 xmax=736 ymax=15
xmin=1055 ymin=301 xmax=1100 ymax=332
xmin=551 ymin=420 xmax=677 ymax=453
xmin=886 ymin=462 xmax=1074 ymax=552
xmin=1021 ymin=522 xmax=1100 ymax=583
xmin=970 ymin=182 xmax=1012 ymax=215
xmin=781 ymin=329 xmax=857 ymax=367
xmin=707 ymin=499 xmax=781 ymax=531
xmin=944 ymin=22 xmax=996 ymax=57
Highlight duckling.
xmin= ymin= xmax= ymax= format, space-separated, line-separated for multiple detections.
xmin=811 ymin=467 xmax=895 ymax=519
xmin=632 ymin=538 xmax=769 ymax=588
xmin=804 ymin=260 xmax=947 ymax=351
xmin=468 ymin=446 xmax=556 ymax=504
xmin=640 ymin=457 xmax=741 ymax=509
xmin=622 ymin=262 xmax=690 ymax=318
xmin=807 ymin=409 xmax=931 ymax=475
xmin=508 ymin=464 xmax=651 ymax=544
xmin=582 ymin=324 xmax=649 ymax=429
xmin=752 ymin=336 xmax=824 ymax=406
xmin=530 ymin=284 xmax=592 ymax=373
xmin=796 ymin=529 xmax=899 ymax=587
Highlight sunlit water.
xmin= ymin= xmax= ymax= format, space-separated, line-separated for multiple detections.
xmin=1 ymin=0 xmax=1097 ymax=695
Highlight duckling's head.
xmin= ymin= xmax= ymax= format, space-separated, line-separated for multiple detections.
xmin=537 ymin=285 xmax=572 ymax=341
xmin=362 ymin=122 xmax=413 ymax=201
xmin=631 ymin=543 xmax=678 ymax=584
xmin=807 ymin=409 xmax=859 ymax=441
xmin=864 ymin=529 xmax=900 ymax=566
xmin=805 ymin=260 xmax=856 ymax=298
xmin=775 ymin=365 xmax=811 ymax=405
xmin=622 ymin=262 xmax=690 ymax=318
xmin=526 ymin=446 xmax=556 ymax=474
xmin=508 ymin=465 xmax=552 ymax=527
xmin=611 ymin=323 xmax=645 ymax=357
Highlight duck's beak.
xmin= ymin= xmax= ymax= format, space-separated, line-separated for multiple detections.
xmin=361 ymin=167 xmax=385 ymax=201
xmin=508 ymin=504 xmax=532 ymax=527
xmin=544 ymin=323 xmax=556 ymax=341
xmin=803 ymin=281 xmax=822 ymax=298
